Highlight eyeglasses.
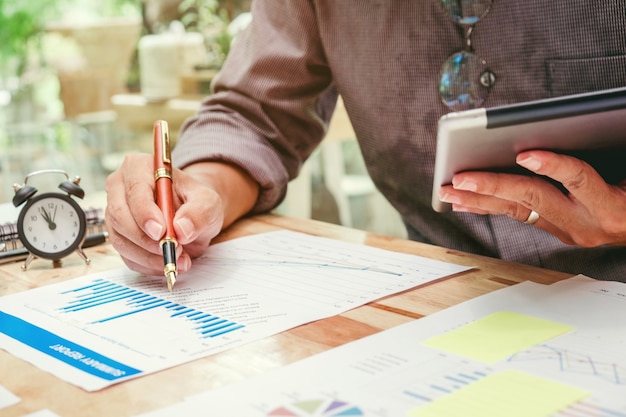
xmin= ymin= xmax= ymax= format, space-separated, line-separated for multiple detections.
xmin=438 ymin=0 xmax=496 ymax=110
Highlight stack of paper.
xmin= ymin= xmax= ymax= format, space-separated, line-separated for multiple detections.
xmin=0 ymin=230 xmax=469 ymax=391
xmin=134 ymin=275 xmax=626 ymax=417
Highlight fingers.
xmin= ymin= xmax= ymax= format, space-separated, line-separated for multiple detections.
xmin=105 ymin=153 xmax=165 ymax=275
xmin=105 ymin=154 xmax=161 ymax=245
xmin=171 ymin=171 xmax=224 ymax=258
xmin=441 ymin=171 xmax=568 ymax=221
xmin=105 ymin=153 xmax=226 ymax=275
xmin=439 ymin=150 xmax=626 ymax=247
xmin=516 ymin=150 xmax=612 ymax=206
xmin=439 ymin=172 xmax=583 ymax=245
xmin=518 ymin=151 xmax=626 ymax=245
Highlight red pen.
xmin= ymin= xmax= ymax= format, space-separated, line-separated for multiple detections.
xmin=153 ymin=120 xmax=178 ymax=291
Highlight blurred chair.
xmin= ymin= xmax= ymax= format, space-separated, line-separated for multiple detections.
xmin=280 ymin=97 xmax=376 ymax=227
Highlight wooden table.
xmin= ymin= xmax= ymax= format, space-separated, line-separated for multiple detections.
xmin=0 ymin=214 xmax=571 ymax=417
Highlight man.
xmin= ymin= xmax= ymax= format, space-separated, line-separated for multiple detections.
xmin=106 ymin=1 xmax=626 ymax=281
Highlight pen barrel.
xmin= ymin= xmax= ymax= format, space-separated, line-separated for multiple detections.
xmin=153 ymin=119 xmax=177 ymax=242
xmin=155 ymin=175 xmax=176 ymax=240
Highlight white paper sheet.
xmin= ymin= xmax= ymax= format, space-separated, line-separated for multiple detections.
xmin=133 ymin=275 xmax=626 ymax=417
xmin=0 ymin=385 xmax=19 ymax=410
xmin=0 ymin=202 xmax=20 ymax=225
xmin=0 ymin=230 xmax=469 ymax=391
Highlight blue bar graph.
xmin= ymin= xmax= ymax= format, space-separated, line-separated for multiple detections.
xmin=403 ymin=369 xmax=488 ymax=404
xmin=58 ymin=278 xmax=244 ymax=339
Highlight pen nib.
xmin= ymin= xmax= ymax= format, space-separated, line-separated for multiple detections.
xmin=166 ymin=271 xmax=177 ymax=292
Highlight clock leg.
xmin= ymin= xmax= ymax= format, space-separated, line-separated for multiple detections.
xmin=21 ymin=253 xmax=36 ymax=271
xmin=76 ymin=248 xmax=91 ymax=265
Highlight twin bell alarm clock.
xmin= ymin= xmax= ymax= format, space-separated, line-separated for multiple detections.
xmin=12 ymin=169 xmax=90 ymax=270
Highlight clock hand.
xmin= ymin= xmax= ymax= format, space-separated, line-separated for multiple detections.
xmin=39 ymin=207 xmax=51 ymax=224
xmin=39 ymin=207 xmax=57 ymax=230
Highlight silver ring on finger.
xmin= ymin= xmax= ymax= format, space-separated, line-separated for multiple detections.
xmin=523 ymin=210 xmax=540 ymax=225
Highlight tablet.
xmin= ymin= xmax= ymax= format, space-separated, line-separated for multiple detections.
xmin=431 ymin=87 xmax=626 ymax=212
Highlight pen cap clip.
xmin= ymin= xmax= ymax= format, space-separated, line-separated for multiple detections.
xmin=155 ymin=120 xmax=171 ymax=165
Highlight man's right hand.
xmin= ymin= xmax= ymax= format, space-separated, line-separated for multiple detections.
xmin=104 ymin=153 xmax=259 ymax=277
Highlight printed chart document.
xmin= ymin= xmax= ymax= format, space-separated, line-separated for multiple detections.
xmin=134 ymin=275 xmax=626 ymax=417
xmin=0 ymin=230 xmax=469 ymax=391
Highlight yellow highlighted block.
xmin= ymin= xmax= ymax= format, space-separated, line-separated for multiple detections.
xmin=422 ymin=311 xmax=574 ymax=363
xmin=408 ymin=370 xmax=589 ymax=417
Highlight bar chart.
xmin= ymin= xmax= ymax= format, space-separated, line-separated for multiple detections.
xmin=59 ymin=278 xmax=245 ymax=338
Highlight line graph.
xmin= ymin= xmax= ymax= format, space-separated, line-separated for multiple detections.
xmin=198 ymin=231 xmax=466 ymax=279
xmin=508 ymin=344 xmax=626 ymax=386
xmin=554 ymin=400 xmax=626 ymax=417
xmin=206 ymin=257 xmax=404 ymax=277
xmin=188 ymin=231 xmax=469 ymax=310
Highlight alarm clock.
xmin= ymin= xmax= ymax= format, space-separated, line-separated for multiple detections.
xmin=12 ymin=169 xmax=90 ymax=270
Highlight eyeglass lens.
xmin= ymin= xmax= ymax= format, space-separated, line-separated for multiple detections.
xmin=440 ymin=0 xmax=491 ymax=24
xmin=438 ymin=0 xmax=495 ymax=110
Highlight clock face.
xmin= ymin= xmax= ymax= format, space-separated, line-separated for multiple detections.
xmin=17 ymin=192 xmax=87 ymax=260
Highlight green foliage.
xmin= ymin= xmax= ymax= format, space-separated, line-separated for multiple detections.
xmin=0 ymin=0 xmax=61 ymax=75
xmin=178 ymin=0 xmax=233 ymax=66
xmin=0 ymin=0 xmax=141 ymax=77
xmin=179 ymin=0 xmax=220 ymax=30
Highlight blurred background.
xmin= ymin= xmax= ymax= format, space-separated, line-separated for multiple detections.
xmin=0 ymin=0 xmax=405 ymax=238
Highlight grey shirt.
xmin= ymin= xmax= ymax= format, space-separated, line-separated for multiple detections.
xmin=173 ymin=0 xmax=626 ymax=281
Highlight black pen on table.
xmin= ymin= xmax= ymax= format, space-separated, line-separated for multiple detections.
xmin=153 ymin=120 xmax=178 ymax=292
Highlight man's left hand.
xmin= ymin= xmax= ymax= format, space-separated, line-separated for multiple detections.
xmin=438 ymin=150 xmax=626 ymax=246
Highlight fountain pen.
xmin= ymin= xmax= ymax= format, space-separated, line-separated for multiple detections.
xmin=153 ymin=120 xmax=178 ymax=292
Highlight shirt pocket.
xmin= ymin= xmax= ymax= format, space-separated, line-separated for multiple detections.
xmin=546 ymin=55 xmax=626 ymax=97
